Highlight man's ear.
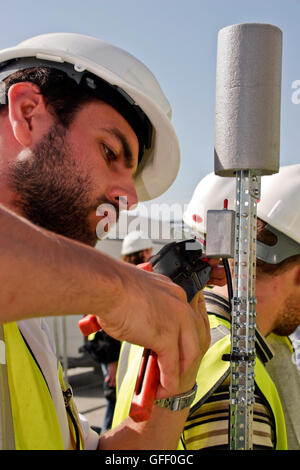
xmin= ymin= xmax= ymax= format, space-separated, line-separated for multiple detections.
xmin=7 ymin=82 xmax=50 ymax=147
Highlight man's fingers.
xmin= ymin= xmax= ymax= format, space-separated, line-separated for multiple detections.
xmin=156 ymin=294 xmax=210 ymax=399
xmin=208 ymin=265 xmax=227 ymax=286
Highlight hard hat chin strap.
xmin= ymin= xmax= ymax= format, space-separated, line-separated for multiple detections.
xmin=256 ymin=225 xmax=300 ymax=264
xmin=0 ymin=57 xmax=153 ymax=164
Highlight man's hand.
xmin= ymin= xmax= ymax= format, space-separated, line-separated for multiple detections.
xmin=96 ymin=260 xmax=213 ymax=400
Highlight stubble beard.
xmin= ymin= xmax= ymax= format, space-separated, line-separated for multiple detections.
xmin=8 ymin=123 xmax=99 ymax=246
xmin=272 ymin=293 xmax=300 ymax=337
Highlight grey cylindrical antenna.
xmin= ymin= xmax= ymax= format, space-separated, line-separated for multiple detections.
xmin=214 ymin=23 xmax=282 ymax=176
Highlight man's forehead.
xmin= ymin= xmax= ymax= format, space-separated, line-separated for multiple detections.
xmin=105 ymin=127 xmax=138 ymax=171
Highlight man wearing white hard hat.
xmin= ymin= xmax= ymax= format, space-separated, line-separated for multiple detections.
xmin=113 ymin=164 xmax=300 ymax=450
xmin=0 ymin=33 xmax=219 ymax=449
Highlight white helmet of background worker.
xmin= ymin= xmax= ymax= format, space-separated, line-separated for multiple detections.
xmin=121 ymin=230 xmax=153 ymax=256
xmin=0 ymin=33 xmax=180 ymax=202
xmin=183 ymin=164 xmax=300 ymax=264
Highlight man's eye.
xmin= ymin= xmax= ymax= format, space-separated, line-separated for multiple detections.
xmin=103 ymin=144 xmax=117 ymax=163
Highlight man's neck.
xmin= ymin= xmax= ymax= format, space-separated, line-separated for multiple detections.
xmin=0 ymin=178 xmax=20 ymax=214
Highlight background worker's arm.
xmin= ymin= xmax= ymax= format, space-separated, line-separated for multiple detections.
xmin=0 ymin=204 xmax=215 ymax=397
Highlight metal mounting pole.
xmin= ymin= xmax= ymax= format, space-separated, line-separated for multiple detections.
xmin=229 ymin=170 xmax=260 ymax=449
xmin=213 ymin=22 xmax=282 ymax=448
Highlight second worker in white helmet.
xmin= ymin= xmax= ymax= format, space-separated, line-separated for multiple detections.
xmin=182 ymin=164 xmax=300 ymax=449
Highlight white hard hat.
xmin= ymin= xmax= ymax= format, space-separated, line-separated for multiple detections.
xmin=121 ymin=230 xmax=153 ymax=255
xmin=183 ymin=164 xmax=300 ymax=263
xmin=0 ymin=33 xmax=180 ymax=202
xmin=257 ymin=164 xmax=300 ymax=243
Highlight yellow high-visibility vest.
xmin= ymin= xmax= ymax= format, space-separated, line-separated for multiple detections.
xmin=1 ymin=322 xmax=84 ymax=450
xmin=113 ymin=313 xmax=288 ymax=450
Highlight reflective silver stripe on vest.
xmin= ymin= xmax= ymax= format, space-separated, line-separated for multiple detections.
xmin=116 ymin=341 xmax=132 ymax=394
xmin=0 ymin=325 xmax=15 ymax=449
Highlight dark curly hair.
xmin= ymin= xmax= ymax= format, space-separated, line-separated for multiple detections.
xmin=0 ymin=66 xmax=96 ymax=126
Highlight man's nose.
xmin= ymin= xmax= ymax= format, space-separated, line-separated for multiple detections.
xmin=108 ymin=175 xmax=138 ymax=212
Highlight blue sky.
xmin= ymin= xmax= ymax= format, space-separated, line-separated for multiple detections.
xmin=1 ymin=0 xmax=299 ymax=207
